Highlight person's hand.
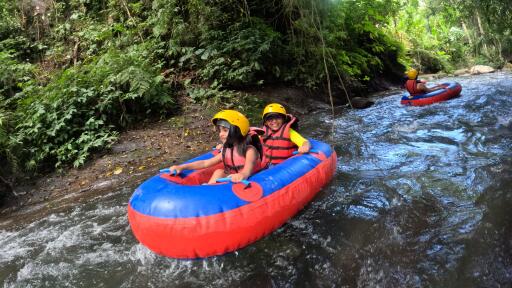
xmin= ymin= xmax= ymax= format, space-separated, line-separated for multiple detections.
xmin=215 ymin=143 xmax=223 ymax=150
xmin=298 ymin=141 xmax=311 ymax=154
xmin=229 ymin=173 xmax=246 ymax=183
xmin=169 ymin=165 xmax=183 ymax=175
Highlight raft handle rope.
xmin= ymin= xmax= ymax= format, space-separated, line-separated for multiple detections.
xmin=216 ymin=177 xmax=251 ymax=188
xmin=292 ymin=149 xmax=320 ymax=155
xmin=158 ymin=169 xmax=251 ymax=188
xmin=159 ymin=168 xmax=178 ymax=175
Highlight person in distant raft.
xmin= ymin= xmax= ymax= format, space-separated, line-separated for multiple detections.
xmin=404 ymin=68 xmax=445 ymax=98
xmin=260 ymin=103 xmax=310 ymax=168
xmin=169 ymin=110 xmax=262 ymax=183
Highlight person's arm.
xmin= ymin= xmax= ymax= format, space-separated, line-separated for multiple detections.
xmin=431 ymin=83 xmax=445 ymax=89
xmin=229 ymin=146 xmax=258 ymax=182
xmin=290 ymin=129 xmax=311 ymax=153
xmin=417 ymin=82 xmax=444 ymax=93
xmin=169 ymin=153 xmax=222 ymax=174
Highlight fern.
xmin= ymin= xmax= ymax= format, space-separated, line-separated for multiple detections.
xmin=10 ymin=48 xmax=177 ymax=172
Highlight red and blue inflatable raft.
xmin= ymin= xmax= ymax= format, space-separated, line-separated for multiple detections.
xmin=128 ymin=139 xmax=337 ymax=258
xmin=401 ymin=82 xmax=462 ymax=106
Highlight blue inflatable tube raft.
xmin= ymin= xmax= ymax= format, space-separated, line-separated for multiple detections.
xmin=128 ymin=139 xmax=337 ymax=258
xmin=401 ymin=82 xmax=462 ymax=106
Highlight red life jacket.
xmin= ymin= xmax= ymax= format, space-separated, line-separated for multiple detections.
xmin=222 ymin=145 xmax=262 ymax=174
xmin=405 ymin=79 xmax=423 ymax=96
xmin=262 ymin=115 xmax=298 ymax=166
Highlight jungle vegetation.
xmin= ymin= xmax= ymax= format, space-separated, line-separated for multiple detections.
xmin=0 ymin=0 xmax=511 ymax=200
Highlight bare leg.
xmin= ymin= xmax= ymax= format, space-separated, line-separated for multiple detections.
xmin=208 ymin=169 xmax=228 ymax=184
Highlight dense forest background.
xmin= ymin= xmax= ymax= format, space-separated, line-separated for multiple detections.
xmin=1 ymin=0 xmax=511 ymax=199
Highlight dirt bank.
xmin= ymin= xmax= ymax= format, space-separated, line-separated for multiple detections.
xmin=0 ymin=105 xmax=218 ymax=224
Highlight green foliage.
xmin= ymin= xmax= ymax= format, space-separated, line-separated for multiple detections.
xmin=322 ymin=0 xmax=405 ymax=86
xmin=407 ymin=48 xmax=446 ymax=73
xmin=0 ymin=0 xmax=19 ymax=39
xmin=11 ymin=49 xmax=176 ymax=171
xmin=394 ymin=0 xmax=512 ymax=70
xmin=0 ymin=106 xmax=17 ymax=202
xmin=148 ymin=1 xmax=282 ymax=87
xmin=232 ymin=94 xmax=266 ymax=124
xmin=186 ymin=81 xmax=238 ymax=105
xmin=197 ymin=18 xmax=281 ymax=87
xmin=0 ymin=51 xmax=35 ymax=99
xmin=0 ymin=36 xmax=46 ymax=63
xmin=0 ymin=107 xmax=13 ymax=165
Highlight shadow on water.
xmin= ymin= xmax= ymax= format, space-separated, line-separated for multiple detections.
xmin=1 ymin=72 xmax=511 ymax=287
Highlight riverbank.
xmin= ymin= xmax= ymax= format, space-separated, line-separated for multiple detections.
xmin=0 ymin=105 xmax=217 ymax=225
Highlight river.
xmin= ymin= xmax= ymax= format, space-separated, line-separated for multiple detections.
xmin=1 ymin=72 xmax=511 ymax=287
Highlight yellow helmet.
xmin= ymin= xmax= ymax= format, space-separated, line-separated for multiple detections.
xmin=211 ymin=110 xmax=249 ymax=136
xmin=406 ymin=68 xmax=419 ymax=80
xmin=262 ymin=103 xmax=287 ymax=119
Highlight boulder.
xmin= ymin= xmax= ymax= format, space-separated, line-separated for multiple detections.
xmin=502 ymin=62 xmax=512 ymax=71
xmin=350 ymin=97 xmax=374 ymax=109
xmin=469 ymin=65 xmax=495 ymax=74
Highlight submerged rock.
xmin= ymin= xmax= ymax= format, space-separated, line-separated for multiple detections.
xmin=350 ymin=97 xmax=374 ymax=109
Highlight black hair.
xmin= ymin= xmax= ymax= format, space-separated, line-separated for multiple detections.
xmin=223 ymin=125 xmax=247 ymax=156
xmin=222 ymin=126 xmax=263 ymax=172
xmin=247 ymin=133 xmax=263 ymax=160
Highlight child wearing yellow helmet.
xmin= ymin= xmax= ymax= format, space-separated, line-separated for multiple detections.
xmin=404 ymin=68 xmax=444 ymax=98
xmin=169 ymin=110 xmax=262 ymax=183
xmin=260 ymin=103 xmax=310 ymax=167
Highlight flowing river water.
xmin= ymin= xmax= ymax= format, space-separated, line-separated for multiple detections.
xmin=1 ymin=72 xmax=511 ymax=287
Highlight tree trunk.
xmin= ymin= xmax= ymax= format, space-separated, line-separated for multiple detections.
xmin=476 ymin=11 xmax=485 ymax=36
xmin=461 ymin=20 xmax=472 ymax=45
xmin=73 ymin=39 xmax=80 ymax=66
xmin=475 ymin=10 xmax=489 ymax=56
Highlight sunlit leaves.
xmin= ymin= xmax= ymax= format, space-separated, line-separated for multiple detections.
xmin=393 ymin=0 xmax=511 ymax=69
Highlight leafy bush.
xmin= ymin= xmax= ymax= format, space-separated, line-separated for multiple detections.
xmin=185 ymin=81 xmax=239 ymax=105
xmin=407 ymin=48 xmax=446 ymax=73
xmin=0 ymin=107 xmax=15 ymax=203
xmin=0 ymin=51 xmax=35 ymax=99
xmin=0 ymin=0 xmax=18 ymax=39
xmin=197 ymin=18 xmax=280 ymax=87
xmin=0 ymin=36 xmax=46 ymax=63
xmin=0 ymin=107 xmax=13 ymax=169
xmin=11 ymin=49 xmax=176 ymax=171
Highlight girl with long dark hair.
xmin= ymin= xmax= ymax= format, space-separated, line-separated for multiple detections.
xmin=169 ymin=110 xmax=262 ymax=184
